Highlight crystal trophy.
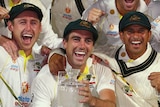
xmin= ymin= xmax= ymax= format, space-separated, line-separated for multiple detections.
xmin=57 ymin=69 xmax=84 ymax=107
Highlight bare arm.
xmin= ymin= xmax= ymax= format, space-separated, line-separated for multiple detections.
xmin=0 ymin=35 xmax=18 ymax=60
xmin=79 ymin=80 xmax=116 ymax=107
xmin=48 ymin=48 xmax=66 ymax=75
xmin=0 ymin=6 xmax=18 ymax=60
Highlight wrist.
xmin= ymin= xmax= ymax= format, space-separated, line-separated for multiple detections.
xmin=90 ymin=97 xmax=97 ymax=107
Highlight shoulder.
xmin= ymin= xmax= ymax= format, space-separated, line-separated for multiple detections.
xmin=36 ymin=64 xmax=53 ymax=78
xmin=31 ymin=65 xmax=56 ymax=107
xmin=0 ymin=46 xmax=11 ymax=64
xmin=92 ymin=63 xmax=115 ymax=91
xmin=33 ymin=64 xmax=56 ymax=86
xmin=94 ymin=63 xmax=112 ymax=74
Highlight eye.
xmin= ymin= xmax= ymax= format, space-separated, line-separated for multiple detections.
xmin=124 ymin=30 xmax=134 ymax=35
xmin=72 ymin=37 xmax=80 ymax=42
xmin=138 ymin=29 xmax=145 ymax=34
xmin=85 ymin=39 xmax=93 ymax=44
xmin=20 ymin=21 xmax=26 ymax=25
xmin=31 ymin=21 xmax=38 ymax=25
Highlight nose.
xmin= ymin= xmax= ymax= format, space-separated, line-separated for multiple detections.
xmin=132 ymin=32 xmax=140 ymax=38
xmin=79 ymin=40 xmax=86 ymax=49
xmin=25 ymin=22 xmax=32 ymax=31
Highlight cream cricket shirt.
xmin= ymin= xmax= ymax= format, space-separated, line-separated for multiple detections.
xmin=94 ymin=43 xmax=160 ymax=107
xmin=0 ymin=47 xmax=44 ymax=107
xmin=31 ymin=58 xmax=115 ymax=107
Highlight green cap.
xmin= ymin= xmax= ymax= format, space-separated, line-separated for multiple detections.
xmin=119 ymin=11 xmax=151 ymax=31
xmin=9 ymin=3 xmax=43 ymax=21
xmin=63 ymin=19 xmax=98 ymax=42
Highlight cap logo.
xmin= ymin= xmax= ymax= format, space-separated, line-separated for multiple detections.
xmin=24 ymin=4 xmax=34 ymax=8
xmin=129 ymin=15 xmax=141 ymax=21
xmin=80 ymin=21 xmax=91 ymax=28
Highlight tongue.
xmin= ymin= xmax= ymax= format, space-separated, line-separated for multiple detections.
xmin=125 ymin=0 xmax=133 ymax=3
xmin=75 ymin=53 xmax=84 ymax=60
xmin=23 ymin=36 xmax=32 ymax=44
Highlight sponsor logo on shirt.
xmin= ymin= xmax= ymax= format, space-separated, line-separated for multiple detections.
xmin=10 ymin=65 xmax=19 ymax=72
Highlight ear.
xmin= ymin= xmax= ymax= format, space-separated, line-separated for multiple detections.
xmin=119 ymin=31 xmax=124 ymax=43
xmin=39 ymin=23 xmax=42 ymax=33
xmin=63 ymin=39 xmax=67 ymax=49
xmin=147 ymin=30 xmax=152 ymax=42
xmin=7 ymin=21 xmax=14 ymax=32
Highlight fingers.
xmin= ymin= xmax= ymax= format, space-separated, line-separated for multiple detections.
xmin=11 ymin=40 xmax=18 ymax=60
xmin=148 ymin=72 xmax=160 ymax=80
xmin=41 ymin=45 xmax=51 ymax=56
xmin=149 ymin=74 xmax=160 ymax=91
xmin=0 ymin=6 xmax=9 ymax=20
xmin=1 ymin=39 xmax=18 ymax=60
xmin=79 ymin=80 xmax=91 ymax=103
xmin=87 ymin=8 xmax=104 ymax=25
xmin=91 ymin=54 xmax=105 ymax=66
xmin=150 ymin=79 xmax=157 ymax=88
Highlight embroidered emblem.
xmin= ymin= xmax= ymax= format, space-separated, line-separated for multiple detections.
xmin=155 ymin=17 xmax=160 ymax=23
xmin=24 ymin=4 xmax=34 ymax=8
xmin=122 ymin=85 xmax=133 ymax=96
xmin=80 ymin=20 xmax=91 ymax=28
xmin=129 ymin=15 xmax=140 ymax=21
xmin=22 ymin=82 xmax=30 ymax=93
xmin=109 ymin=24 xmax=114 ymax=30
xmin=86 ymin=74 xmax=92 ymax=81
xmin=33 ymin=62 xmax=41 ymax=72
xmin=110 ymin=9 xmax=115 ymax=14
xmin=65 ymin=7 xmax=71 ymax=13
xmin=121 ymin=52 xmax=126 ymax=57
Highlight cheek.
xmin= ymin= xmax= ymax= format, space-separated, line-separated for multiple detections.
xmin=64 ymin=42 xmax=74 ymax=50
xmin=87 ymin=45 xmax=94 ymax=52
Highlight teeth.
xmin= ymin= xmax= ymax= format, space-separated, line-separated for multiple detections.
xmin=75 ymin=51 xmax=85 ymax=55
xmin=132 ymin=41 xmax=141 ymax=44
xmin=23 ymin=34 xmax=32 ymax=37
xmin=125 ymin=0 xmax=133 ymax=3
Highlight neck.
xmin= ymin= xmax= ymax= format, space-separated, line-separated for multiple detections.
xmin=69 ymin=62 xmax=86 ymax=73
xmin=11 ymin=0 xmax=20 ymax=4
xmin=24 ymin=50 xmax=32 ymax=57
xmin=127 ymin=49 xmax=146 ymax=60
xmin=79 ymin=64 xmax=86 ymax=73
xmin=115 ymin=0 xmax=138 ymax=16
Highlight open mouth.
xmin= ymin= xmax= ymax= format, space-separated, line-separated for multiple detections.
xmin=125 ymin=0 xmax=134 ymax=3
xmin=74 ymin=51 xmax=85 ymax=60
xmin=124 ymin=0 xmax=135 ymax=7
xmin=132 ymin=41 xmax=141 ymax=44
xmin=22 ymin=34 xmax=33 ymax=44
xmin=131 ymin=41 xmax=141 ymax=48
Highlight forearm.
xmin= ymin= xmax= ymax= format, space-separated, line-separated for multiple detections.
xmin=48 ymin=48 xmax=65 ymax=63
xmin=89 ymin=96 xmax=116 ymax=107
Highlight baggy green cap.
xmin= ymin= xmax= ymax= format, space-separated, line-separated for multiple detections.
xmin=63 ymin=19 xmax=98 ymax=42
xmin=9 ymin=3 xmax=43 ymax=21
xmin=119 ymin=11 xmax=151 ymax=31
